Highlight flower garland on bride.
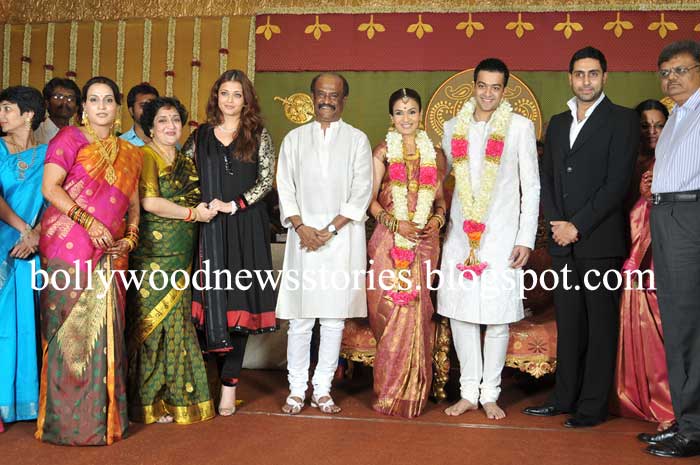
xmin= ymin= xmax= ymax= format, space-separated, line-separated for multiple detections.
xmin=385 ymin=129 xmax=438 ymax=305
xmin=450 ymin=97 xmax=513 ymax=279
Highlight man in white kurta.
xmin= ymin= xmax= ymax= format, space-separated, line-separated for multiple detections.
xmin=438 ymin=59 xmax=540 ymax=419
xmin=276 ymin=73 xmax=372 ymax=414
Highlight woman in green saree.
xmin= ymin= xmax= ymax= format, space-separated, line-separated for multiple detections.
xmin=126 ymin=97 xmax=216 ymax=424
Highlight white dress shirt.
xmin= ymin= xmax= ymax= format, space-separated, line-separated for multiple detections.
xmin=567 ymin=92 xmax=606 ymax=148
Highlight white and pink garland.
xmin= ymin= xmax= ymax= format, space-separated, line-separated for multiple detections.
xmin=385 ymin=129 xmax=438 ymax=305
xmin=451 ymin=97 xmax=512 ymax=279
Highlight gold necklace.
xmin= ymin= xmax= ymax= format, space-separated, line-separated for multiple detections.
xmin=85 ymin=122 xmax=118 ymax=184
xmin=149 ymin=140 xmax=176 ymax=166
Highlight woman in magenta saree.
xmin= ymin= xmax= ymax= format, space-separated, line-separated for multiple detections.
xmin=614 ymin=99 xmax=674 ymax=430
xmin=367 ymin=89 xmax=447 ymax=418
xmin=36 ymin=77 xmax=142 ymax=446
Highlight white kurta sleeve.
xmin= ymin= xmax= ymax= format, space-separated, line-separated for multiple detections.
xmin=276 ymin=133 xmax=301 ymax=228
xmin=514 ymin=119 xmax=541 ymax=249
xmin=338 ymin=132 xmax=373 ymax=222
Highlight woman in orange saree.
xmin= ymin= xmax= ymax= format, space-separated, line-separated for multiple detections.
xmin=614 ymin=99 xmax=674 ymax=431
xmin=36 ymin=77 xmax=142 ymax=446
xmin=367 ymin=89 xmax=446 ymax=418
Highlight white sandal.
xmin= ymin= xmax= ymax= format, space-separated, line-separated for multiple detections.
xmin=310 ymin=394 xmax=341 ymax=414
xmin=282 ymin=395 xmax=305 ymax=415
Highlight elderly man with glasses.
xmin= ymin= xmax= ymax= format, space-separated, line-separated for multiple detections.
xmin=640 ymin=40 xmax=700 ymax=459
xmin=34 ymin=78 xmax=81 ymax=145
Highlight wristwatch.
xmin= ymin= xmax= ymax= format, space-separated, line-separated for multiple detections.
xmin=327 ymin=224 xmax=338 ymax=235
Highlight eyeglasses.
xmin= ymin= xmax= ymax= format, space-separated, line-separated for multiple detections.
xmin=657 ymin=64 xmax=700 ymax=80
xmin=51 ymin=93 xmax=76 ymax=103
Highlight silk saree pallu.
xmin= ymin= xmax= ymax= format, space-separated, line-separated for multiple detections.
xmin=126 ymin=147 xmax=214 ymax=424
xmin=614 ymin=196 xmax=674 ymax=425
xmin=36 ymin=127 xmax=141 ymax=445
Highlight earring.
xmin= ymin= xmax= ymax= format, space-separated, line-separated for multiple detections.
xmin=388 ymin=117 xmax=395 ymax=132
xmin=25 ymin=118 xmax=31 ymax=129
xmin=419 ymin=121 xmax=425 ymax=131
xmin=81 ymin=111 xmax=88 ymax=126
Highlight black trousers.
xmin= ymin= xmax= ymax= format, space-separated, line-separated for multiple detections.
xmin=651 ymin=201 xmax=700 ymax=440
xmin=549 ymin=255 xmax=622 ymax=421
xmin=218 ymin=333 xmax=249 ymax=386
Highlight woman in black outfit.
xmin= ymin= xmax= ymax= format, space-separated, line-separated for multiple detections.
xmin=185 ymin=69 xmax=277 ymax=416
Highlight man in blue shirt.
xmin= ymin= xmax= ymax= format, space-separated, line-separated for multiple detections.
xmin=119 ymin=83 xmax=159 ymax=147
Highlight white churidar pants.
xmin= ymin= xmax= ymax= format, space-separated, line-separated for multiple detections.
xmin=287 ymin=318 xmax=345 ymax=399
xmin=450 ymin=319 xmax=510 ymax=405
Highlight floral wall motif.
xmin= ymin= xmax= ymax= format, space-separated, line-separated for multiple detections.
xmin=255 ymin=12 xmax=700 ymax=72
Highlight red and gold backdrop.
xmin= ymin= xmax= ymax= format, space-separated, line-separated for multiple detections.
xmin=255 ymin=11 xmax=700 ymax=72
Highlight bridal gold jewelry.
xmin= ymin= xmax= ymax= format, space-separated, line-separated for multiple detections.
xmin=84 ymin=121 xmax=118 ymax=185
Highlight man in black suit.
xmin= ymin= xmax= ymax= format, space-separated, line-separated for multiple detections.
xmin=523 ymin=47 xmax=639 ymax=427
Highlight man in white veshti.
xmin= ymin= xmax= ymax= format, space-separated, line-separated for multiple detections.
xmin=276 ymin=73 xmax=373 ymax=415
xmin=438 ymin=58 xmax=540 ymax=419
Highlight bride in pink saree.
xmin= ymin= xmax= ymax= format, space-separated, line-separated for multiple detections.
xmin=367 ymin=88 xmax=446 ymax=418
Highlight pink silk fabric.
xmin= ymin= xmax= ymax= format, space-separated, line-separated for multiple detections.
xmin=39 ymin=126 xmax=140 ymax=272
xmin=367 ymin=155 xmax=441 ymax=419
xmin=613 ymin=189 xmax=674 ymax=425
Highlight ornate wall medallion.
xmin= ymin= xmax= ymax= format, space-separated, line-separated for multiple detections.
xmin=274 ymin=92 xmax=314 ymax=124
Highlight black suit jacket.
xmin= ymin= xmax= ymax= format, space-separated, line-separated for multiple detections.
xmin=540 ymin=96 xmax=640 ymax=258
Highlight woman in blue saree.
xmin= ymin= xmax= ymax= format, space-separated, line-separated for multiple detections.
xmin=0 ymin=86 xmax=47 ymax=425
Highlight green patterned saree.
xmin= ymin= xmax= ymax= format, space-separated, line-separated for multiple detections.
xmin=126 ymin=145 xmax=214 ymax=424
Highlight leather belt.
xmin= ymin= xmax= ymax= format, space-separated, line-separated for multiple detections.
xmin=651 ymin=190 xmax=700 ymax=205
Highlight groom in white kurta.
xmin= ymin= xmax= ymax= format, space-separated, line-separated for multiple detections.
xmin=276 ymin=73 xmax=372 ymax=414
xmin=438 ymin=59 xmax=540 ymax=419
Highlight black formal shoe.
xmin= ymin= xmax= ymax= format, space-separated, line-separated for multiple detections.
xmin=563 ymin=416 xmax=602 ymax=428
xmin=522 ymin=405 xmax=565 ymax=417
xmin=646 ymin=434 xmax=700 ymax=458
xmin=638 ymin=423 xmax=678 ymax=445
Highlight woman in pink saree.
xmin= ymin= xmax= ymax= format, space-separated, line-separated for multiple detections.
xmin=36 ymin=77 xmax=142 ymax=445
xmin=367 ymin=89 xmax=447 ymax=418
xmin=614 ymin=99 xmax=674 ymax=430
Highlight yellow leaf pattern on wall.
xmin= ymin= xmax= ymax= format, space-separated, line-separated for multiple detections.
xmin=506 ymin=13 xmax=534 ymax=39
xmin=553 ymin=13 xmax=582 ymax=39
xmin=456 ymin=13 xmax=484 ymax=39
xmin=407 ymin=14 xmax=433 ymax=39
xmin=358 ymin=14 xmax=385 ymax=40
xmin=648 ymin=13 xmax=677 ymax=39
xmin=305 ymin=15 xmax=331 ymax=40
xmin=255 ymin=16 xmax=281 ymax=41
xmin=603 ymin=12 xmax=634 ymax=38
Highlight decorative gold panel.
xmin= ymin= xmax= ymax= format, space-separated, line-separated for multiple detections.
xmin=274 ymin=92 xmax=315 ymax=124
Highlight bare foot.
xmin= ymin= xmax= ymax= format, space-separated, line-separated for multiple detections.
xmin=444 ymin=399 xmax=478 ymax=416
xmin=219 ymin=385 xmax=237 ymax=416
xmin=658 ymin=421 xmax=674 ymax=432
xmin=482 ymin=402 xmax=506 ymax=420
xmin=156 ymin=414 xmax=174 ymax=424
